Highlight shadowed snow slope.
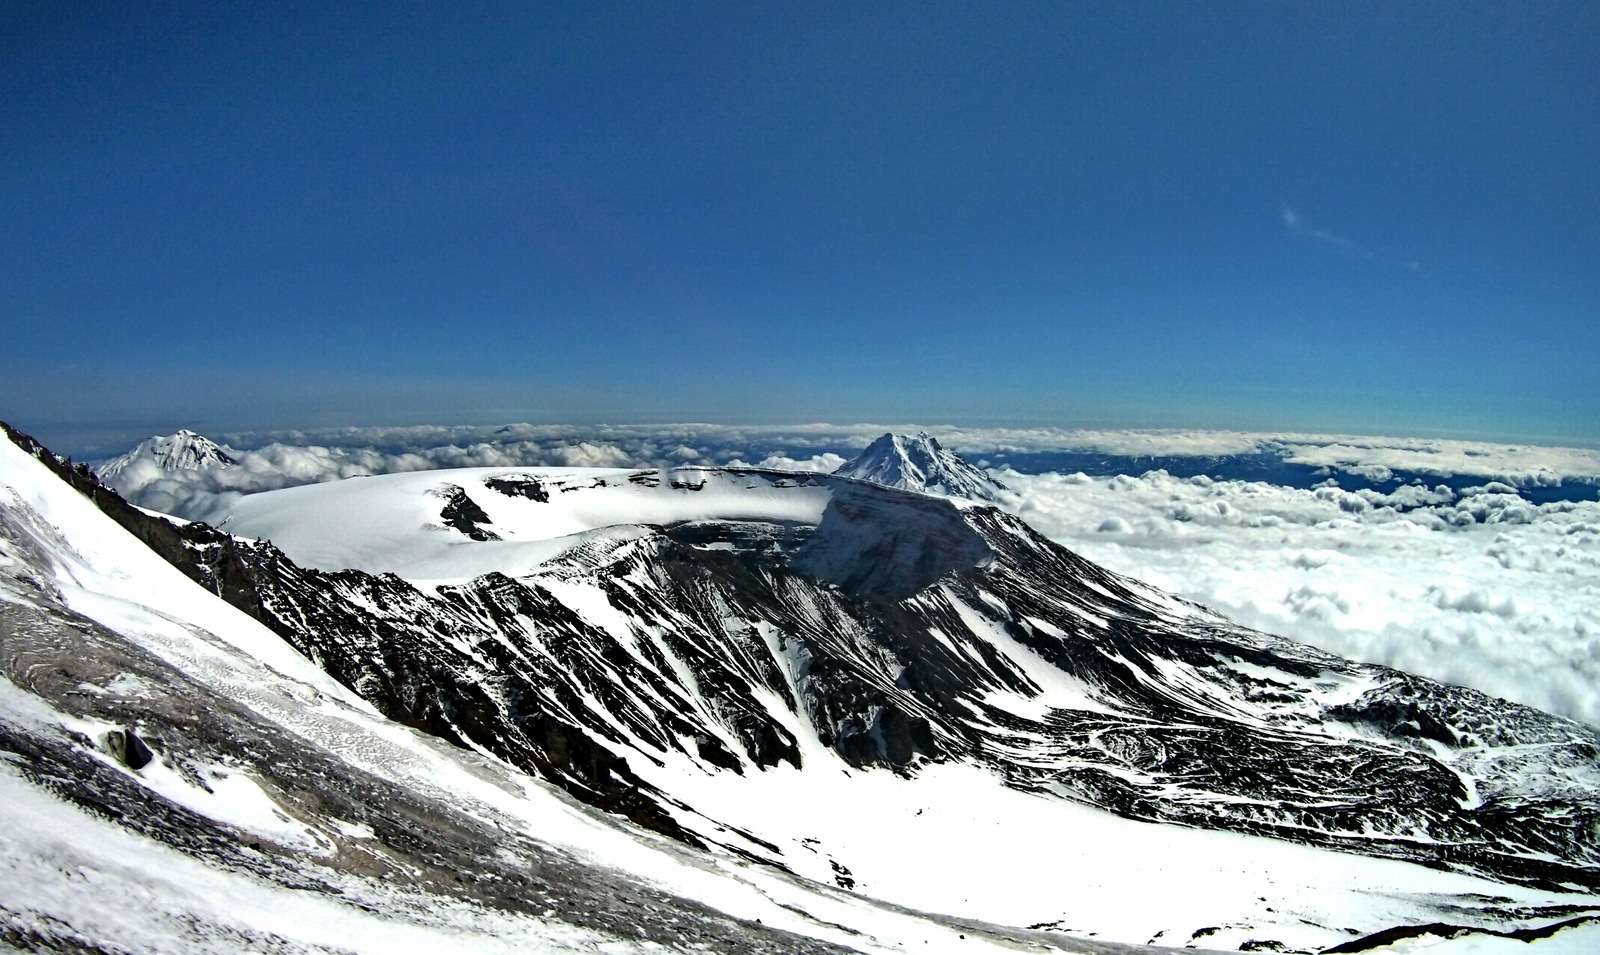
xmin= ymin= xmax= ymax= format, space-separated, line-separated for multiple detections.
xmin=186 ymin=454 xmax=1600 ymax=951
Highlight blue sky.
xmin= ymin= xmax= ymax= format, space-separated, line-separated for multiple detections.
xmin=4 ymin=1 xmax=1596 ymax=456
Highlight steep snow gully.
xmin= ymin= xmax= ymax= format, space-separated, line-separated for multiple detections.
xmin=2 ymin=421 xmax=1598 ymax=954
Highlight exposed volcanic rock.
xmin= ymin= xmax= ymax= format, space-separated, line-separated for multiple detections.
xmin=437 ymin=483 xmax=502 ymax=540
xmin=156 ymin=465 xmax=1600 ymax=891
xmin=485 ymin=474 xmax=551 ymax=502
xmin=790 ymin=480 xmax=994 ymax=599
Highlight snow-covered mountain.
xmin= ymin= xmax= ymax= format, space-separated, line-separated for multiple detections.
xmin=97 ymin=428 xmax=235 ymax=481
xmin=6 ymin=421 xmax=1599 ymax=953
xmin=201 ymin=465 xmax=1600 ymax=946
xmin=4 ymin=422 xmax=1189 ymax=955
xmin=833 ymin=431 xmax=1007 ymax=501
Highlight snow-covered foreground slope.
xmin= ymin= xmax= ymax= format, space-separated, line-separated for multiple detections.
xmin=3 ymin=428 xmax=1222 ymax=955
xmin=200 ymin=459 xmax=1600 ymax=951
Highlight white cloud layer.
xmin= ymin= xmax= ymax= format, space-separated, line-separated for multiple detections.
xmin=1272 ymin=436 xmax=1600 ymax=486
xmin=998 ymin=469 xmax=1600 ymax=728
xmin=210 ymin=423 xmax=1600 ymax=483
xmin=93 ymin=424 xmax=1600 ymax=727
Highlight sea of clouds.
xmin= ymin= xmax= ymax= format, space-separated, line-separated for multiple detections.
xmin=97 ymin=423 xmax=1600 ymax=727
xmin=996 ymin=470 xmax=1600 ymax=727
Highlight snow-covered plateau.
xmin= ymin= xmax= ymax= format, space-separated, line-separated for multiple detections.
xmin=3 ymin=423 xmax=1598 ymax=954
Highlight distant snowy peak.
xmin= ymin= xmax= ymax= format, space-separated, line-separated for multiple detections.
xmin=98 ymin=429 xmax=235 ymax=481
xmin=833 ymin=431 xmax=1006 ymax=502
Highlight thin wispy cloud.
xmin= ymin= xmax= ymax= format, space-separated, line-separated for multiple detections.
xmin=1280 ymin=203 xmax=1421 ymax=275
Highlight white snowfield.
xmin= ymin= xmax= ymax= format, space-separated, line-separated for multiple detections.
xmin=201 ymin=461 xmax=1600 ymax=953
xmin=220 ymin=466 xmax=834 ymax=579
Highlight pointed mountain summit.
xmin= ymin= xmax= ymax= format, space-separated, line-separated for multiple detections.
xmin=832 ymin=431 xmax=1006 ymax=501
xmin=97 ymin=428 xmax=235 ymax=481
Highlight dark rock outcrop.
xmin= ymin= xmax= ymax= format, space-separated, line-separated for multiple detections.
xmin=438 ymin=484 xmax=501 ymax=541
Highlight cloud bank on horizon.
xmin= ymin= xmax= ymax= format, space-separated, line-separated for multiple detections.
xmin=95 ymin=422 xmax=1600 ymax=728
xmin=206 ymin=421 xmax=1600 ymax=482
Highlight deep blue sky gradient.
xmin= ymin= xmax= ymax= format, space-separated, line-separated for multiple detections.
xmin=4 ymin=1 xmax=1597 ymax=455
